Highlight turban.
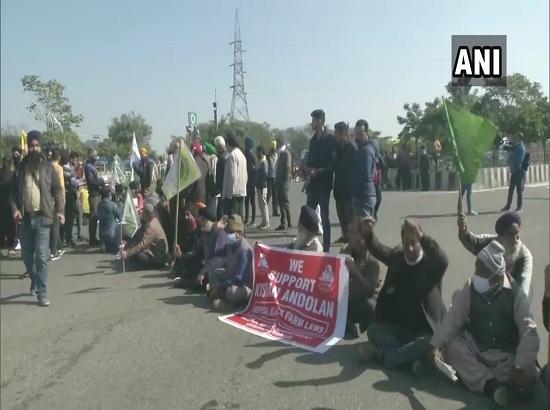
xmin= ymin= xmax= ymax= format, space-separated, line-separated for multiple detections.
xmin=299 ymin=205 xmax=321 ymax=235
xmin=27 ymin=130 xmax=42 ymax=146
xmin=495 ymin=212 xmax=521 ymax=236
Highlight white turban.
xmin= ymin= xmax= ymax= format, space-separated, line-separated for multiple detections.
xmin=477 ymin=240 xmax=506 ymax=275
xmin=213 ymin=136 xmax=226 ymax=149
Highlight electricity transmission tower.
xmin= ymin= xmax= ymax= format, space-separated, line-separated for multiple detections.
xmin=230 ymin=9 xmax=249 ymax=122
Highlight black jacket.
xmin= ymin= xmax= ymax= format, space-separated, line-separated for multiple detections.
xmin=307 ymin=131 xmax=337 ymax=192
xmin=334 ymin=140 xmax=357 ymax=200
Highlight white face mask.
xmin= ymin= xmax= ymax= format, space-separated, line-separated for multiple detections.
xmin=226 ymin=233 xmax=238 ymax=244
xmin=472 ymin=275 xmax=491 ymax=294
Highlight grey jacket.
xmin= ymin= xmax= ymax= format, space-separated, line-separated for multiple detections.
xmin=11 ymin=155 xmax=65 ymax=225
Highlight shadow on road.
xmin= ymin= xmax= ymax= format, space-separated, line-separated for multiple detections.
xmin=68 ymin=287 xmax=108 ymax=295
xmin=0 ymin=273 xmax=23 ymax=280
xmin=139 ymin=281 xmax=172 ymax=289
xmin=158 ymin=290 xmax=212 ymax=310
xmin=65 ymin=270 xmax=105 ymax=277
xmin=0 ymin=292 xmax=30 ymax=303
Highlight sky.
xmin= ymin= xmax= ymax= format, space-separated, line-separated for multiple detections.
xmin=1 ymin=0 xmax=549 ymax=151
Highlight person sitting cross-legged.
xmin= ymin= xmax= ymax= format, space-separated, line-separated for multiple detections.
xmin=287 ymin=205 xmax=323 ymax=252
xmin=358 ymin=217 xmax=449 ymax=372
xmin=340 ymin=217 xmax=380 ymax=339
xmin=98 ymin=187 xmax=122 ymax=254
xmin=200 ymin=214 xmax=253 ymax=311
xmin=432 ymin=241 xmax=539 ymax=407
xmin=119 ymin=203 xmax=168 ymax=271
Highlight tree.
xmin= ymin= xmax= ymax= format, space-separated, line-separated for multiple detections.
xmin=21 ymin=75 xmax=84 ymax=149
xmin=100 ymin=112 xmax=153 ymax=159
xmin=0 ymin=125 xmax=20 ymax=159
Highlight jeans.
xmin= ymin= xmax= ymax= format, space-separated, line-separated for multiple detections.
xmin=267 ymin=177 xmax=279 ymax=215
xmin=64 ymin=197 xmax=76 ymax=244
xmin=21 ymin=214 xmax=51 ymax=298
xmin=374 ymin=185 xmax=382 ymax=219
xmin=367 ymin=321 xmax=433 ymax=369
xmin=505 ymin=171 xmax=524 ymax=210
xmin=277 ymin=183 xmax=291 ymax=228
xmin=461 ymin=183 xmax=473 ymax=213
xmin=352 ymin=196 xmax=376 ymax=218
xmin=420 ymin=170 xmax=430 ymax=191
xmin=307 ymin=189 xmax=331 ymax=252
xmin=335 ymin=197 xmax=353 ymax=240
xmin=75 ymin=197 xmax=83 ymax=237
xmin=50 ymin=213 xmax=61 ymax=254
xmin=256 ymin=188 xmax=269 ymax=227
xmin=245 ymin=185 xmax=256 ymax=223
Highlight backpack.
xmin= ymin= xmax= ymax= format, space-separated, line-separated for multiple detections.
xmin=521 ymin=152 xmax=530 ymax=171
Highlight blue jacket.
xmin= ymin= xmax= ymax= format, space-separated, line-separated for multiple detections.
xmin=204 ymin=237 xmax=253 ymax=288
xmin=98 ymin=198 xmax=122 ymax=241
xmin=509 ymin=142 xmax=526 ymax=173
xmin=84 ymin=160 xmax=103 ymax=194
xmin=349 ymin=140 xmax=377 ymax=198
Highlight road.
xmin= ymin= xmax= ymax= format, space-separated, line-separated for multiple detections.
xmin=1 ymin=184 xmax=549 ymax=410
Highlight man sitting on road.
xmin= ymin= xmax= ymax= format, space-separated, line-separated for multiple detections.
xmin=458 ymin=211 xmax=532 ymax=298
xmin=432 ymin=241 xmax=539 ymax=407
xmin=198 ymin=214 xmax=253 ymax=311
xmin=287 ymin=205 xmax=323 ymax=252
xmin=340 ymin=217 xmax=380 ymax=339
xmin=173 ymin=206 xmax=226 ymax=289
xmin=358 ymin=217 xmax=448 ymax=372
xmin=119 ymin=203 xmax=168 ymax=271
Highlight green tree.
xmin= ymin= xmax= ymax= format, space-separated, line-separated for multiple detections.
xmin=100 ymin=112 xmax=153 ymax=159
xmin=21 ymin=75 xmax=84 ymax=149
xmin=0 ymin=125 xmax=20 ymax=159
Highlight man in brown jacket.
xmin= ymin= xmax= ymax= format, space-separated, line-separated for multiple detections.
xmin=120 ymin=203 xmax=168 ymax=271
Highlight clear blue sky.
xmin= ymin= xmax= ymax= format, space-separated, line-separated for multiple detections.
xmin=1 ymin=0 xmax=548 ymax=151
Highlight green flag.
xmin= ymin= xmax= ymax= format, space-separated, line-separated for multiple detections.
xmin=113 ymin=154 xmax=127 ymax=185
xmin=443 ymin=100 xmax=497 ymax=184
xmin=122 ymin=191 xmax=139 ymax=237
xmin=162 ymin=143 xmax=201 ymax=200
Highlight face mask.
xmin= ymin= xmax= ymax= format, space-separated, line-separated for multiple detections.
xmin=472 ymin=275 xmax=491 ymax=294
xmin=404 ymin=249 xmax=424 ymax=266
xmin=226 ymin=233 xmax=238 ymax=244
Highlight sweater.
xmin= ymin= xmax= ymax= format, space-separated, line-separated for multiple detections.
xmin=222 ymin=148 xmax=247 ymax=199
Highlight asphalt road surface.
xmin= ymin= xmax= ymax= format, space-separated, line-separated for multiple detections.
xmin=1 ymin=184 xmax=549 ymax=410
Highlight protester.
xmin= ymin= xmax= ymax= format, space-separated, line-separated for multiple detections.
xmin=333 ymin=121 xmax=356 ymax=243
xmin=358 ymin=217 xmax=449 ymax=371
xmin=306 ymin=109 xmax=337 ymax=251
xmin=214 ymin=136 xmax=227 ymax=219
xmin=373 ymin=149 xmax=385 ymax=220
xmin=501 ymin=136 xmax=526 ymax=212
xmin=340 ymin=218 xmax=380 ymax=338
xmin=199 ymin=214 xmax=253 ymax=311
xmin=203 ymin=142 xmax=219 ymax=217
xmin=85 ymin=149 xmax=104 ymax=246
xmin=0 ymin=155 xmax=16 ymax=250
xmin=541 ymin=264 xmax=550 ymax=386
xmin=191 ymin=141 xmax=210 ymax=206
xmin=97 ymin=187 xmax=122 ymax=254
xmin=61 ymin=151 xmax=79 ymax=247
xmin=244 ymin=137 xmax=257 ymax=226
xmin=133 ymin=147 xmax=154 ymax=192
xmin=222 ymin=133 xmax=247 ymax=219
xmin=288 ymin=205 xmax=323 ymax=252
xmin=267 ymin=140 xmax=279 ymax=217
xmin=432 ymin=241 xmax=539 ymax=407
xmin=70 ymin=151 xmax=84 ymax=241
xmin=255 ymin=145 xmax=269 ymax=229
xmin=419 ymin=145 xmax=431 ymax=191
xmin=10 ymin=131 xmax=65 ymax=307
xmin=174 ymin=207 xmax=201 ymax=267
xmin=457 ymin=211 xmax=532 ymax=298
xmin=49 ymin=148 xmax=65 ymax=260
xmin=119 ymin=203 xmax=168 ymax=271
xmin=275 ymin=138 xmax=292 ymax=231
xmin=173 ymin=207 xmax=226 ymax=289
xmin=396 ymin=147 xmax=412 ymax=190
xmin=349 ymin=119 xmax=377 ymax=218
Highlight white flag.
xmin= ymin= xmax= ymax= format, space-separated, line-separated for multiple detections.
xmin=131 ymin=132 xmax=140 ymax=165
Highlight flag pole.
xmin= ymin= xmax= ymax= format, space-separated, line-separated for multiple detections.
xmin=442 ymin=97 xmax=464 ymax=215
xmin=172 ymin=138 xmax=182 ymax=261
xmin=120 ymin=223 xmax=125 ymax=273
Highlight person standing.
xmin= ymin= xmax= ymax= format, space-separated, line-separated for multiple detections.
xmin=267 ymin=141 xmax=279 ymax=217
xmin=84 ymin=149 xmax=104 ymax=246
xmin=373 ymin=152 xmax=385 ymax=220
xmin=255 ymin=145 xmax=269 ymax=229
xmin=244 ymin=137 xmax=257 ymax=226
xmin=419 ymin=145 xmax=431 ymax=191
xmin=71 ymin=152 xmax=84 ymax=241
xmin=333 ymin=121 xmax=356 ymax=243
xmin=203 ymin=142 xmax=218 ymax=218
xmin=214 ymin=136 xmax=227 ymax=219
xmin=190 ymin=142 xmax=209 ymax=206
xmin=10 ymin=131 xmax=65 ymax=307
xmin=133 ymin=147 xmax=153 ymax=192
xmin=222 ymin=133 xmax=247 ymax=219
xmin=275 ymin=138 xmax=292 ymax=231
xmin=0 ymin=156 xmax=16 ymax=250
xmin=501 ymin=137 xmax=526 ymax=212
xmin=62 ymin=151 xmax=79 ymax=247
xmin=349 ymin=119 xmax=377 ymax=217
xmin=49 ymin=148 xmax=65 ymax=260
xmin=305 ymin=109 xmax=337 ymax=252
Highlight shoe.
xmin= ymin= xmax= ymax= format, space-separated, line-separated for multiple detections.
xmin=29 ymin=288 xmax=35 ymax=296
xmin=8 ymin=249 xmax=18 ymax=257
xmin=467 ymin=211 xmax=479 ymax=216
xmin=173 ymin=277 xmax=183 ymax=288
xmin=51 ymin=252 xmax=62 ymax=261
xmin=258 ymin=224 xmax=269 ymax=231
xmin=37 ymin=297 xmax=50 ymax=307
xmin=493 ymin=386 xmax=509 ymax=407
xmin=500 ymin=206 xmax=511 ymax=212
xmin=287 ymin=224 xmax=294 ymax=229
xmin=515 ymin=208 xmax=524 ymax=213
xmin=275 ymin=225 xmax=287 ymax=231
xmin=15 ymin=241 xmax=21 ymax=250
xmin=344 ymin=321 xmax=360 ymax=339
xmin=59 ymin=249 xmax=66 ymax=256
xmin=358 ymin=341 xmax=382 ymax=364
xmin=334 ymin=237 xmax=346 ymax=244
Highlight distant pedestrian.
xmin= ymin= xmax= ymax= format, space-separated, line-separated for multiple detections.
xmin=267 ymin=141 xmax=279 ymax=217
xmin=275 ymin=138 xmax=292 ymax=231
xmin=501 ymin=136 xmax=526 ymax=212
xmin=84 ymin=149 xmax=104 ymax=247
xmin=419 ymin=145 xmax=431 ymax=191
xmin=255 ymin=145 xmax=269 ymax=229
xmin=349 ymin=119 xmax=376 ymax=217
xmin=214 ymin=136 xmax=227 ymax=219
xmin=244 ymin=137 xmax=257 ymax=226
xmin=305 ymin=109 xmax=337 ymax=252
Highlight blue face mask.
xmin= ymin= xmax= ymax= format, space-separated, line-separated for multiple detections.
xmin=226 ymin=233 xmax=238 ymax=244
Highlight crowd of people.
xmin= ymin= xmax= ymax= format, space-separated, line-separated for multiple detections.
xmin=0 ymin=109 xmax=546 ymax=407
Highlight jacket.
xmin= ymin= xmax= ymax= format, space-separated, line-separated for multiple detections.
xmin=222 ymin=148 xmax=247 ymax=199
xmin=11 ymin=155 xmax=65 ymax=225
xmin=125 ymin=216 xmax=168 ymax=263
xmin=458 ymin=230 xmax=532 ymax=297
xmin=244 ymin=149 xmax=257 ymax=188
xmin=367 ymin=233 xmax=449 ymax=334
xmin=84 ymin=160 xmax=104 ymax=194
xmin=98 ymin=198 xmax=122 ymax=241
xmin=203 ymin=237 xmax=253 ymax=288
xmin=334 ymin=140 xmax=357 ymax=199
xmin=133 ymin=157 xmax=154 ymax=189
xmin=215 ymin=153 xmax=227 ymax=196
xmin=509 ymin=142 xmax=526 ymax=174
xmin=275 ymin=149 xmax=291 ymax=186
xmin=340 ymin=244 xmax=381 ymax=301
xmin=255 ymin=157 xmax=268 ymax=190
xmin=349 ymin=140 xmax=377 ymax=199
xmin=307 ymin=131 xmax=337 ymax=192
